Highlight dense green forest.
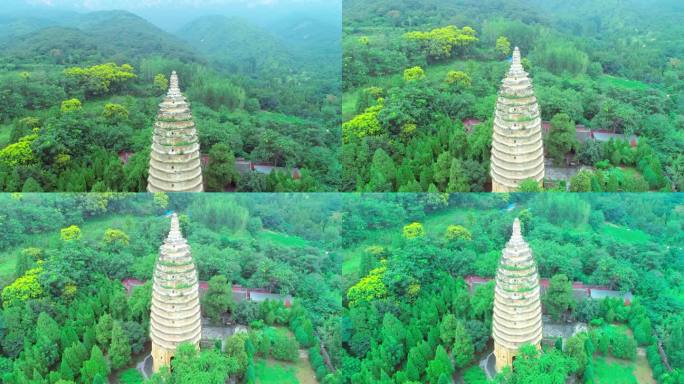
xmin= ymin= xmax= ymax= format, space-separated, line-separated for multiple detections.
xmin=0 ymin=8 xmax=341 ymax=192
xmin=1 ymin=193 xmax=683 ymax=383
xmin=334 ymin=193 xmax=684 ymax=383
xmin=0 ymin=193 xmax=343 ymax=383
xmin=341 ymin=0 xmax=684 ymax=192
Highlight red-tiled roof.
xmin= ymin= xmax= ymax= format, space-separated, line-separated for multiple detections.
xmin=122 ymin=278 xmax=292 ymax=307
xmin=118 ymin=153 xmax=301 ymax=178
xmin=464 ymin=275 xmax=631 ymax=303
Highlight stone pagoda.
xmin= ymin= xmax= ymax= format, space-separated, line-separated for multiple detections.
xmin=150 ymin=213 xmax=202 ymax=372
xmin=492 ymin=218 xmax=543 ymax=372
xmin=147 ymin=71 xmax=204 ymax=192
xmin=490 ymin=47 xmax=545 ymax=192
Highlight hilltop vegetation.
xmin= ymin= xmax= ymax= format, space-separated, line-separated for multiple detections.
xmin=341 ymin=0 xmax=684 ymax=192
xmin=0 ymin=193 xmax=342 ymax=383
xmin=0 ymin=9 xmax=340 ymax=192
xmin=333 ymin=193 xmax=684 ymax=383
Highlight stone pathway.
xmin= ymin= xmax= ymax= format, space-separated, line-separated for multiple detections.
xmin=135 ymin=353 xmax=153 ymax=379
xmin=480 ymin=351 xmax=496 ymax=380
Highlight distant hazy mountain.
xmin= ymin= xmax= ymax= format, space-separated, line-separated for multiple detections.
xmin=177 ymin=14 xmax=339 ymax=78
xmin=0 ymin=10 xmax=198 ymax=65
xmin=268 ymin=16 xmax=340 ymax=56
xmin=177 ymin=15 xmax=295 ymax=77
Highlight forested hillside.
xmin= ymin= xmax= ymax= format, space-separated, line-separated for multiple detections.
xmin=333 ymin=193 xmax=684 ymax=383
xmin=0 ymin=193 xmax=343 ymax=383
xmin=0 ymin=8 xmax=341 ymax=192
xmin=341 ymin=0 xmax=684 ymax=192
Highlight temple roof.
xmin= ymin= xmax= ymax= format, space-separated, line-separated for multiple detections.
xmin=150 ymin=213 xmax=202 ymax=351
xmin=490 ymin=47 xmax=545 ymax=192
xmin=147 ymin=71 xmax=204 ymax=192
xmin=492 ymin=218 xmax=543 ymax=350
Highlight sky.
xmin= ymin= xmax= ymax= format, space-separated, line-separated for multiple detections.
xmin=4 ymin=0 xmax=341 ymax=31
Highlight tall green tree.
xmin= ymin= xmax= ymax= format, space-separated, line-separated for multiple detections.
xmin=201 ymin=275 xmax=235 ymax=325
xmin=205 ymin=143 xmax=239 ymax=192
xmin=109 ymin=321 xmax=132 ymax=369
xmin=546 ymin=113 xmax=579 ymax=166
xmin=543 ymin=274 xmax=576 ymax=322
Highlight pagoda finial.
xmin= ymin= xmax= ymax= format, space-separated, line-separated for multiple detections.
xmin=512 ymin=218 xmax=522 ymax=238
xmin=512 ymin=46 xmax=521 ymax=65
xmin=166 ymin=213 xmax=183 ymax=242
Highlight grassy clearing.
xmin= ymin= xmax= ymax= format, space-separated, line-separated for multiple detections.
xmin=255 ymin=354 xmax=318 ymax=384
xmin=0 ymin=214 xmax=139 ymax=282
xmin=341 ymin=89 xmax=359 ymax=121
xmin=598 ymin=75 xmax=651 ymax=91
xmin=595 ymin=356 xmax=638 ymax=384
xmin=341 ymin=207 xmax=476 ymax=276
xmin=256 ymin=359 xmax=300 ymax=384
xmin=258 ymin=230 xmax=309 ymax=248
xmin=601 ymin=223 xmax=651 ymax=244
xmin=422 ymin=208 xmax=475 ymax=240
xmin=342 ymin=59 xmax=468 ymax=122
xmin=593 ymin=324 xmax=655 ymax=384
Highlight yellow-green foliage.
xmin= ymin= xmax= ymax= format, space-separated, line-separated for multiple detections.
xmin=407 ymin=281 xmax=421 ymax=298
xmin=403 ymin=66 xmax=426 ymax=82
xmin=63 ymin=283 xmax=77 ymax=300
xmin=365 ymin=245 xmax=387 ymax=256
xmin=445 ymin=225 xmax=472 ymax=241
xmin=445 ymin=70 xmax=472 ymax=87
xmin=363 ymin=86 xmax=384 ymax=99
xmin=347 ymin=262 xmax=388 ymax=307
xmin=404 ymin=25 xmax=478 ymax=59
xmin=103 ymin=229 xmax=130 ymax=246
xmin=60 ymin=225 xmax=82 ymax=241
xmin=102 ymin=103 xmax=129 ymax=120
xmin=153 ymin=73 xmax=169 ymax=93
xmin=0 ymin=134 xmax=37 ymax=166
xmin=496 ymin=36 xmax=511 ymax=56
xmin=358 ymin=36 xmax=370 ymax=45
xmin=64 ymin=62 xmax=136 ymax=95
xmin=55 ymin=153 xmax=71 ymax=168
xmin=342 ymin=100 xmax=384 ymax=143
xmin=403 ymin=222 xmax=425 ymax=239
xmin=18 ymin=116 xmax=40 ymax=130
xmin=2 ymin=265 xmax=43 ymax=308
xmin=401 ymin=122 xmax=417 ymax=139
xmin=60 ymin=98 xmax=82 ymax=113
xmin=153 ymin=193 xmax=169 ymax=210
xmin=22 ymin=247 xmax=43 ymax=261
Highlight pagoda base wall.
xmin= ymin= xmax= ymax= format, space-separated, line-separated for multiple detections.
xmin=494 ymin=341 xmax=541 ymax=372
xmin=151 ymin=342 xmax=173 ymax=373
xmin=151 ymin=340 xmax=200 ymax=373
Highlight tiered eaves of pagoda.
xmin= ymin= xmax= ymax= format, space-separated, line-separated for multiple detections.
xmin=490 ymin=47 xmax=545 ymax=192
xmin=147 ymin=71 xmax=204 ymax=192
xmin=150 ymin=213 xmax=202 ymax=372
xmin=492 ymin=218 xmax=543 ymax=372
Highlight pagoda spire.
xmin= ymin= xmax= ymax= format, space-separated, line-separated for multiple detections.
xmin=492 ymin=218 xmax=543 ymax=372
xmin=150 ymin=213 xmax=202 ymax=373
xmin=490 ymin=47 xmax=545 ymax=192
xmin=147 ymin=71 xmax=204 ymax=192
